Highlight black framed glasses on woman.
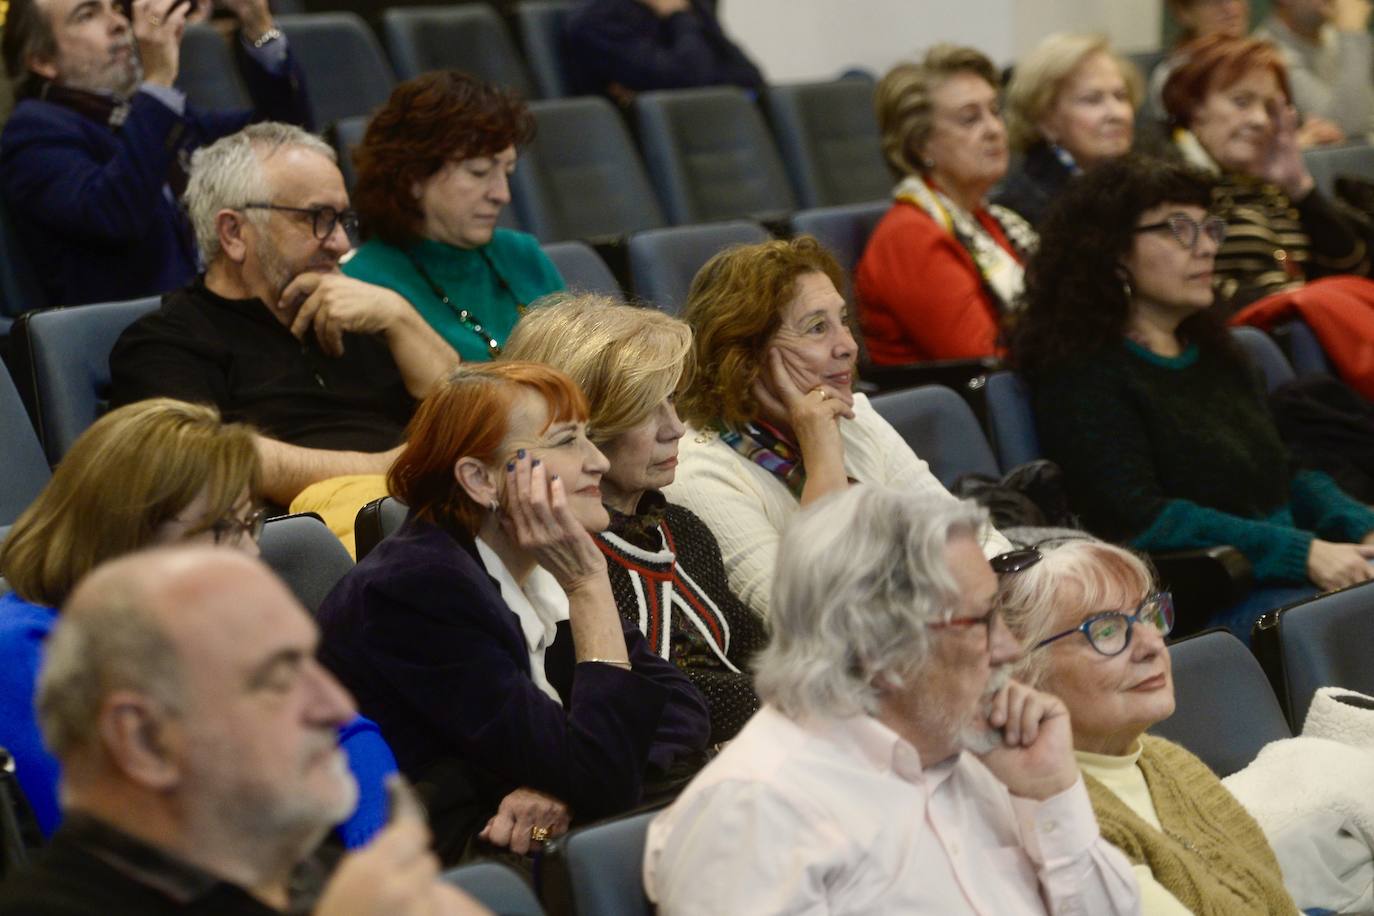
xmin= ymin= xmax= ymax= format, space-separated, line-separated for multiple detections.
xmin=1132 ymin=214 xmax=1227 ymax=251
xmin=211 ymin=508 xmax=267 ymax=546
xmin=1031 ymin=592 xmax=1175 ymax=657
xmin=240 ymin=203 xmax=360 ymax=240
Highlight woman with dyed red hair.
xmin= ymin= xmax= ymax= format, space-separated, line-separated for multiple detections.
xmin=1162 ymin=34 xmax=1370 ymax=311
xmin=343 ymin=71 xmax=564 ymax=360
xmin=316 ymin=362 xmax=710 ymax=863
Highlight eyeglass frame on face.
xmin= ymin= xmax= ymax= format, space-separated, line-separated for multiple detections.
xmin=239 ymin=203 xmax=360 ymax=241
xmin=927 ymin=606 xmax=1006 ymax=652
xmin=1032 ymin=591 xmax=1175 ymax=657
xmin=208 ymin=507 xmax=267 ymax=546
xmin=1131 ymin=213 xmax=1227 ymax=252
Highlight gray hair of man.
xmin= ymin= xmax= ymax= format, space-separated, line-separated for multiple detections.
xmin=38 ymin=575 xmax=186 ymax=762
xmin=184 ymin=121 xmax=336 ymax=264
xmin=754 ymin=486 xmax=990 ymax=720
xmin=999 ymin=537 xmax=1155 ymax=690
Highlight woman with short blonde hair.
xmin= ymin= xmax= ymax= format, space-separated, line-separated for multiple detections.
xmin=996 ymin=34 xmax=1142 ymax=225
xmin=505 ymin=294 xmax=766 ymax=742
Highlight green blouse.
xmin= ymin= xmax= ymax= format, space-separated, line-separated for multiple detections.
xmin=342 ymin=229 xmax=564 ymax=362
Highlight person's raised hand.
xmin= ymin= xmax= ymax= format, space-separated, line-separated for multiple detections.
xmin=219 ymin=0 xmax=275 ymax=41
xmin=1296 ymin=114 xmax=1346 ymax=148
xmin=477 ymin=787 xmax=572 ymax=856
xmin=1307 ymin=539 xmax=1374 ymax=591
xmin=637 ymin=0 xmax=690 ymax=17
xmin=130 ymin=0 xmax=191 ymax=86
xmin=499 ymin=453 xmax=607 ymax=593
xmin=283 ymin=275 xmax=408 ymax=358
xmin=978 ymin=680 xmax=1079 ymax=802
xmin=1258 ymin=103 xmax=1316 ymax=200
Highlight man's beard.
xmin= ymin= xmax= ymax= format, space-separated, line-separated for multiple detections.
xmin=62 ymin=39 xmax=143 ymax=98
xmin=957 ymin=665 xmax=1013 ymax=756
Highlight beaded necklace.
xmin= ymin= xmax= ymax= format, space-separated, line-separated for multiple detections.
xmin=405 ymin=247 xmax=527 ymax=356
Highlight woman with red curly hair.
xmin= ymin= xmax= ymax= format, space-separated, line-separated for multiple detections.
xmin=343 ymin=71 xmax=564 ymax=361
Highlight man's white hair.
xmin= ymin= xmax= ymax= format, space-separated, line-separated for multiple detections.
xmin=754 ymin=486 xmax=988 ymax=720
xmin=183 ymin=122 xmax=336 ymax=264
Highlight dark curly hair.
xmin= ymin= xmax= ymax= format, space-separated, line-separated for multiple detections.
xmin=1007 ymin=153 xmax=1240 ymax=380
xmin=351 ymin=70 xmax=536 ymax=245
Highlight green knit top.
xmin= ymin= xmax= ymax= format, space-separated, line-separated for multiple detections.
xmin=1034 ymin=339 xmax=1374 ymax=583
xmin=342 ymin=229 xmax=564 ymax=362
xmin=1083 ymin=736 xmax=1297 ymax=915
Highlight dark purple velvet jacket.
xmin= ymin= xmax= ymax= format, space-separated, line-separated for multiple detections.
xmin=316 ymin=516 xmax=710 ymax=821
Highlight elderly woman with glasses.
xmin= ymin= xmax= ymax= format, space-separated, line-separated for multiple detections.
xmin=1010 ymin=153 xmax=1374 ymax=638
xmin=999 ymin=536 xmax=1299 ymax=914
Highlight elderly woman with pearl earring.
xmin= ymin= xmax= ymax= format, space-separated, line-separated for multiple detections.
xmin=855 ymin=43 xmax=1038 ymax=365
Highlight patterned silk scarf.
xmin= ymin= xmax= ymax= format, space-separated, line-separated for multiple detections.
xmin=894 ymin=174 xmax=1037 ymax=314
xmin=719 ymin=421 xmax=807 ymax=499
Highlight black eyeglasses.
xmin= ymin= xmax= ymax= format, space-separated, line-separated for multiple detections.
xmin=241 ymin=203 xmax=359 ymax=240
xmin=1032 ymin=591 xmax=1175 ymax=657
xmin=210 ymin=508 xmax=266 ymax=546
xmin=1133 ymin=214 xmax=1227 ymax=251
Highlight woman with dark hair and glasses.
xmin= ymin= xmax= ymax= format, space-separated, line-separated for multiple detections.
xmin=998 ymin=536 xmax=1298 ymax=914
xmin=1009 ymin=153 xmax=1374 ymax=638
xmin=344 ymin=71 xmax=564 ymax=361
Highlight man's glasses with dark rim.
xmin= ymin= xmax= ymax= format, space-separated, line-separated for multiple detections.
xmin=1132 ymin=214 xmax=1227 ymax=251
xmin=240 ymin=203 xmax=359 ymax=240
xmin=1031 ymin=592 xmax=1175 ymax=657
xmin=210 ymin=507 xmax=267 ymax=546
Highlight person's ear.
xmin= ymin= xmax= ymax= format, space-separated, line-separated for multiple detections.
xmin=216 ymin=209 xmax=252 ymax=265
xmin=96 ymin=691 xmax=183 ymax=791
xmin=455 ymin=456 xmax=500 ymax=511
xmin=27 ymin=51 xmax=60 ymax=82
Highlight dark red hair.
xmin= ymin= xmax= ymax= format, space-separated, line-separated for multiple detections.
xmin=388 ymin=362 xmax=588 ymax=536
xmin=1162 ymin=35 xmax=1293 ymax=128
xmin=352 ymin=70 xmax=536 ymax=245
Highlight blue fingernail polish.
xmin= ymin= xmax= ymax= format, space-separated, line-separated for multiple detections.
xmin=550 ymin=473 xmax=559 ymax=481
xmin=531 ymin=458 xmax=541 ymax=467
xmin=516 ymin=449 xmax=526 ymax=459
xmin=506 ymin=461 xmax=514 ymax=471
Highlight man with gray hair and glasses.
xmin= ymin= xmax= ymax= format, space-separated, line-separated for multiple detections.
xmin=644 ymin=486 xmax=1142 ymax=914
xmin=110 ymin=122 xmax=458 ymax=511
xmin=0 ymin=546 xmax=486 ymax=915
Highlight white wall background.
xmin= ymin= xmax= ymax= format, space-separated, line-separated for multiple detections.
xmin=720 ymin=0 xmax=1164 ymax=84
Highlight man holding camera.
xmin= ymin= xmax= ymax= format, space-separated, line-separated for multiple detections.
xmin=0 ymin=0 xmax=308 ymax=306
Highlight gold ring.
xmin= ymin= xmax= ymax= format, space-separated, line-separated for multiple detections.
xmin=530 ymin=825 xmax=551 ymax=843
xmin=816 ymin=388 xmax=829 ymax=400
xmin=149 ymin=13 xmax=161 ymax=24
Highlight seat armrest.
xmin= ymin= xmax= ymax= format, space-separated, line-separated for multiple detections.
xmin=859 ymin=358 xmax=1002 ymax=395
xmin=1152 ymin=545 xmax=1254 ymax=637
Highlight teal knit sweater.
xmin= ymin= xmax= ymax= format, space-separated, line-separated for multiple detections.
xmin=1034 ymin=340 xmax=1374 ymax=583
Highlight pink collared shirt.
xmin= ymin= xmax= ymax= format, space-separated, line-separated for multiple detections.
xmin=644 ymin=705 xmax=1141 ymax=915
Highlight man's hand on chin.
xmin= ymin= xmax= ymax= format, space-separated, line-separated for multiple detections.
xmin=975 ymin=680 xmax=1079 ymax=802
xmin=282 ymin=273 xmax=410 ymax=357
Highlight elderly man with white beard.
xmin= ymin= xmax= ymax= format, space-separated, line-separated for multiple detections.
xmin=644 ymin=486 xmax=1143 ymax=915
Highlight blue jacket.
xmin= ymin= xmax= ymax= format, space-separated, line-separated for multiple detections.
xmin=0 ymin=41 xmax=309 ymax=308
xmin=0 ymin=591 xmax=394 ymax=849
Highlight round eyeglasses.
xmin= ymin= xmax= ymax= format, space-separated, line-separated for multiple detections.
xmin=240 ymin=203 xmax=360 ymax=240
xmin=1032 ymin=591 xmax=1175 ymax=657
xmin=1132 ymin=214 xmax=1226 ymax=251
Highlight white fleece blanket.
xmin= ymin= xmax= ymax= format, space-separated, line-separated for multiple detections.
xmin=1224 ymin=687 xmax=1374 ymax=914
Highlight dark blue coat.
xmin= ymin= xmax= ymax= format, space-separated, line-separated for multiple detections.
xmin=0 ymin=42 xmax=309 ymax=308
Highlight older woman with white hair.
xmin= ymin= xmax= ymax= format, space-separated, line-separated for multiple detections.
xmin=999 ymin=536 xmax=1298 ymax=914
xmin=646 ymin=487 xmax=1142 ymax=914
xmin=502 ymin=293 xmax=766 ymax=742
xmin=995 ymin=33 xmax=1142 ymax=226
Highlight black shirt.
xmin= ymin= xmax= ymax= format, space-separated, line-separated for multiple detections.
xmin=108 ymin=278 xmax=415 ymax=452
xmin=0 ymin=814 xmax=326 ymax=915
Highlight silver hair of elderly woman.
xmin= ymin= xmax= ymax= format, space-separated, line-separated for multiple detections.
xmin=753 ymin=486 xmax=987 ymax=720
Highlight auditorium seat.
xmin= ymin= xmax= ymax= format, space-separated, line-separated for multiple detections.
xmin=541 ymin=241 xmax=624 ymax=300
xmin=540 ymin=808 xmax=658 ymax=916
xmin=635 ymin=87 xmax=797 ymax=225
xmin=0 ymin=197 xmax=46 ymax=323
xmin=331 ymin=115 xmax=370 ymax=193
xmin=10 ymin=298 xmax=160 ymax=466
xmin=0 ymin=362 xmax=50 ymax=527
xmin=765 ymin=79 xmax=891 ymax=208
xmin=259 ymin=513 xmax=355 ymax=615
xmin=1230 ymin=326 xmax=1295 ymax=392
xmin=1301 ymin=142 xmax=1374 ymax=198
xmin=627 ymin=220 xmax=770 ymax=314
xmin=517 ymin=0 xmax=576 ymax=100
xmin=276 ymin=13 xmax=395 ymax=129
xmin=444 ymin=861 xmax=545 ymax=916
xmin=1271 ymin=319 xmax=1336 ymax=377
xmin=790 ymin=199 xmax=889 ymax=284
xmin=382 ymin=5 xmax=533 ymax=94
xmin=512 ymin=97 xmax=665 ymax=243
xmin=353 ymin=496 xmax=409 ymax=561
xmin=1149 ymin=629 xmax=1292 ymax=777
xmin=869 ymin=385 xmax=1000 ymax=488
xmin=175 ymin=24 xmax=250 ymax=110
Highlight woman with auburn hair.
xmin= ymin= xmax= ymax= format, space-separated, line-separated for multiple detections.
xmin=996 ymin=33 xmax=1141 ymax=226
xmin=1162 ymin=34 xmax=1369 ymax=312
xmin=669 ymin=236 xmax=1009 ymax=619
xmin=855 ymin=44 xmax=1037 ymax=363
xmin=343 ymin=71 xmax=563 ymax=360
xmin=316 ymin=362 xmax=709 ymax=863
xmin=998 ymin=536 xmax=1297 ymax=914
xmin=504 ymin=294 xmax=766 ymax=742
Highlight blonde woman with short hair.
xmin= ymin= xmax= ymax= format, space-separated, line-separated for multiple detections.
xmin=504 ymin=293 xmax=767 ymax=742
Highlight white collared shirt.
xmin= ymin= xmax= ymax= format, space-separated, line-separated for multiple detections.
xmin=644 ymin=705 xmax=1141 ymax=915
xmin=476 ymin=538 xmax=570 ymax=705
